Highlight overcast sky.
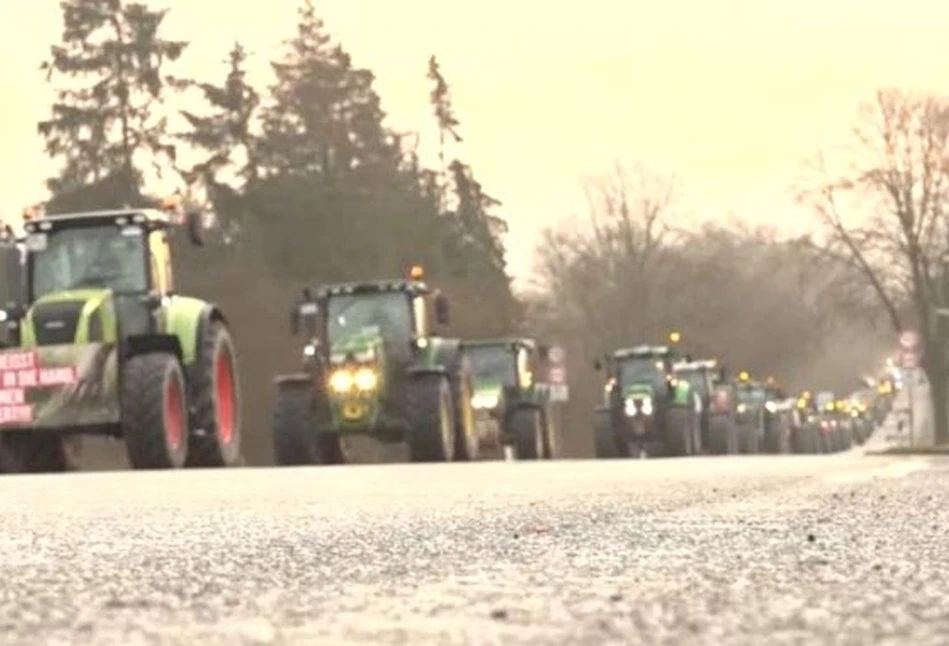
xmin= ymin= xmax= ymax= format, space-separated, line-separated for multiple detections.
xmin=2 ymin=0 xmax=948 ymax=284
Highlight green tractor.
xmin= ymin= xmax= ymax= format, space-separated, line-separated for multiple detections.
xmin=734 ymin=372 xmax=766 ymax=453
xmin=0 ymin=201 xmax=243 ymax=472
xmin=593 ymin=335 xmax=701 ymax=458
xmin=674 ymin=358 xmax=739 ymax=454
xmin=270 ymin=265 xmax=477 ymax=464
xmin=466 ymin=338 xmax=558 ymax=460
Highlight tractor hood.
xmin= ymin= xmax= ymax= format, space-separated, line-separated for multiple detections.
xmin=23 ymin=288 xmax=117 ymax=347
xmin=328 ymin=326 xmax=385 ymax=364
xmin=472 ymin=379 xmax=503 ymax=410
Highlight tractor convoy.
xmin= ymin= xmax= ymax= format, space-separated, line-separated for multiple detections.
xmin=0 ymin=201 xmax=896 ymax=472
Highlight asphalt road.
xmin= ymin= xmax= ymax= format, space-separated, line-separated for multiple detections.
xmin=1 ymin=449 xmax=948 ymax=645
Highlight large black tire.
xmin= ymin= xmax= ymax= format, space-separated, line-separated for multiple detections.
xmin=540 ymin=406 xmax=557 ymax=459
xmin=407 ymin=374 xmax=454 ymax=462
xmin=708 ymin=416 xmax=733 ymax=455
xmin=271 ymin=384 xmax=344 ymax=466
xmin=450 ymin=361 xmax=479 ymax=461
xmin=122 ymin=353 xmax=189 ymax=469
xmin=663 ymin=407 xmax=690 ymax=456
xmin=186 ymin=319 xmax=243 ymax=468
xmin=594 ymin=409 xmax=622 ymax=458
xmin=0 ymin=432 xmax=69 ymax=473
xmin=512 ymin=407 xmax=543 ymax=460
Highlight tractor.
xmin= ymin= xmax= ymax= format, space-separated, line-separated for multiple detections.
xmin=734 ymin=371 xmax=766 ymax=453
xmin=673 ymin=358 xmax=739 ymax=454
xmin=762 ymin=377 xmax=792 ymax=453
xmin=0 ymin=200 xmax=243 ymax=472
xmin=593 ymin=333 xmax=701 ymax=458
xmin=270 ymin=265 xmax=477 ymax=464
xmin=466 ymin=338 xmax=558 ymax=460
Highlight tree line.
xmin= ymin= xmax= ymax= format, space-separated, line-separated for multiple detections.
xmin=28 ymin=1 xmax=936 ymax=460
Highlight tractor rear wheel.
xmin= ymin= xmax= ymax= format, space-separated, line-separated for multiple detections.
xmin=122 ymin=353 xmax=189 ymax=469
xmin=406 ymin=374 xmax=455 ymax=462
xmin=450 ymin=364 xmax=479 ymax=461
xmin=186 ymin=319 xmax=243 ymax=468
xmin=512 ymin=407 xmax=543 ymax=460
xmin=271 ymin=384 xmax=342 ymax=465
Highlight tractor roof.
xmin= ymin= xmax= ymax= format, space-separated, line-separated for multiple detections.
xmin=466 ymin=337 xmax=536 ymax=351
xmin=614 ymin=345 xmax=672 ymax=359
xmin=673 ymin=358 xmax=718 ymax=372
xmin=24 ymin=208 xmax=174 ymax=233
xmin=316 ymin=280 xmax=430 ymax=298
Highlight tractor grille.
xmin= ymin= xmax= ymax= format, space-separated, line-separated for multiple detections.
xmin=31 ymin=301 xmax=83 ymax=346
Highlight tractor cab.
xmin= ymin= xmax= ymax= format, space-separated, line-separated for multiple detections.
xmin=2 ymin=200 xmax=203 ymax=347
xmin=290 ymin=265 xmax=450 ymax=366
xmin=466 ymin=338 xmax=547 ymax=412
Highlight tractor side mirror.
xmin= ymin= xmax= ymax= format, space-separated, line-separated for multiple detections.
xmin=434 ymin=293 xmax=450 ymax=325
xmin=185 ymin=210 xmax=204 ymax=247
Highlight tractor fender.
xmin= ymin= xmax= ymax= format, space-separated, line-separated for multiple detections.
xmin=429 ymin=338 xmax=463 ymax=372
xmin=123 ymin=333 xmax=183 ymax=360
xmin=165 ymin=297 xmax=226 ymax=366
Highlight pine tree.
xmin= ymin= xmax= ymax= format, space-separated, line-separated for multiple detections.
xmin=38 ymin=0 xmax=187 ymax=211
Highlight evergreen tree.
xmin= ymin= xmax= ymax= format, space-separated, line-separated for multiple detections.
xmin=178 ymin=42 xmax=260 ymax=242
xmin=38 ymin=0 xmax=187 ymax=211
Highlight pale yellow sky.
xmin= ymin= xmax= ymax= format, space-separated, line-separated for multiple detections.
xmin=2 ymin=1 xmax=948 ymax=284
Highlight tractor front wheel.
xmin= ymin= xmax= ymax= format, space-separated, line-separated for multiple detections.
xmin=663 ymin=407 xmax=690 ymax=456
xmin=122 ymin=353 xmax=189 ymax=469
xmin=407 ymin=374 xmax=455 ymax=462
xmin=0 ymin=432 xmax=70 ymax=473
xmin=187 ymin=320 xmax=243 ymax=468
xmin=511 ymin=407 xmax=543 ymax=460
xmin=271 ymin=385 xmax=343 ymax=465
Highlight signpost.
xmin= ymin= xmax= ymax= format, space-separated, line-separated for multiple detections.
xmin=547 ymin=344 xmax=569 ymax=402
xmin=898 ymin=331 xmax=920 ymax=447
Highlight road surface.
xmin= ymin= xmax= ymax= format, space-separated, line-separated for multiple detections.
xmin=1 ymin=450 xmax=947 ymax=645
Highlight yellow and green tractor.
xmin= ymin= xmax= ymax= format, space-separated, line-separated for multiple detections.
xmin=0 ymin=200 xmax=243 ymax=472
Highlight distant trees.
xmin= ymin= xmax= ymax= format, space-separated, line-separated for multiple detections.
xmin=798 ymin=88 xmax=949 ymax=444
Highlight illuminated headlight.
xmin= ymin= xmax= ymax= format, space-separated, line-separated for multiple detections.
xmin=737 ymin=403 xmax=747 ymax=414
xmin=624 ymin=398 xmax=636 ymax=416
xmin=354 ymin=367 xmax=378 ymax=391
xmin=329 ymin=369 xmax=354 ymax=393
xmin=414 ymin=338 xmax=428 ymax=349
xmin=472 ymin=392 xmax=499 ymax=409
xmin=0 ymin=310 xmax=7 ymax=323
xmin=765 ymin=401 xmax=777 ymax=413
xmin=640 ymin=397 xmax=653 ymax=415
xmin=303 ymin=344 xmax=316 ymax=357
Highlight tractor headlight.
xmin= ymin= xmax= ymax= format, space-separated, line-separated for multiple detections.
xmin=303 ymin=344 xmax=316 ymax=357
xmin=624 ymin=397 xmax=636 ymax=417
xmin=765 ymin=401 xmax=777 ymax=413
xmin=354 ymin=367 xmax=378 ymax=391
xmin=329 ymin=369 xmax=354 ymax=393
xmin=737 ymin=403 xmax=747 ymax=414
xmin=472 ymin=392 xmax=499 ymax=409
xmin=640 ymin=397 xmax=653 ymax=415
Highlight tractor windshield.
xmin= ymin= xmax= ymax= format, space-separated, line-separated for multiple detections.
xmin=678 ymin=369 xmax=708 ymax=397
xmin=468 ymin=345 xmax=516 ymax=386
xmin=29 ymin=224 xmax=148 ymax=299
xmin=326 ymin=291 xmax=412 ymax=345
xmin=618 ymin=356 xmax=666 ymax=387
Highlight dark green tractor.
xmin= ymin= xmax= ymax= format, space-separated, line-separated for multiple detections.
xmin=674 ymin=358 xmax=739 ymax=454
xmin=593 ymin=343 xmax=701 ymax=458
xmin=270 ymin=266 xmax=477 ymax=464
xmin=465 ymin=338 xmax=558 ymax=460
xmin=734 ymin=373 xmax=766 ymax=453
xmin=0 ymin=203 xmax=243 ymax=472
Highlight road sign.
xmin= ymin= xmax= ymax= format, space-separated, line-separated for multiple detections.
xmin=899 ymin=330 xmax=919 ymax=349
xmin=549 ymin=345 xmax=565 ymax=364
